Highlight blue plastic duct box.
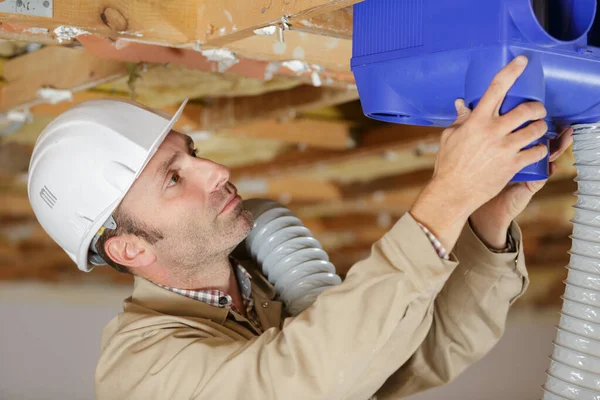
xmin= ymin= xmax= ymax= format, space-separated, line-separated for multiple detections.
xmin=351 ymin=0 xmax=600 ymax=181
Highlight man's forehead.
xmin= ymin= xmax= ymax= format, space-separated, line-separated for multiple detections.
xmin=163 ymin=131 xmax=193 ymax=148
xmin=138 ymin=131 xmax=192 ymax=176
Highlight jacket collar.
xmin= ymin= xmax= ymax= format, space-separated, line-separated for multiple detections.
xmin=129 ymin=275 xmax=230 ymax=324
xmin=127 ymin=260 xmax=278 ymax=326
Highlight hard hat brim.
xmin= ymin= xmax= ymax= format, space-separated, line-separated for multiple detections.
xmin=76 ymin=99 xmax=189 ymax=272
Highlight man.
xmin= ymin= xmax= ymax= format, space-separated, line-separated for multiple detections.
xmin=28 ymin=57 xmax=572 ymax=399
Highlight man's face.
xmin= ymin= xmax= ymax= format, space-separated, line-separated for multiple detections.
xmin=119 ymin=131 xmax=253 ymax=271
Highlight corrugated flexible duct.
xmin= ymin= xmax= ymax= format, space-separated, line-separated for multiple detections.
xmin=239 ymin=199 xmax=342 ymax=316
xmin=543 ymin=123 xmax=600 ymax=399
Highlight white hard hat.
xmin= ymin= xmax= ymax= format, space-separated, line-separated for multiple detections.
xmin=27 ymin=98 xmax=188 ymax=272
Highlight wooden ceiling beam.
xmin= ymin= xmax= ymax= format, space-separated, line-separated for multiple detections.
xmin=236 ymin=176 xmax=341 ymax=202
xmin=30 ymin=85 xmax=358 ymax=137
xmin=172 ymin=85 xmax=359 ymax=132
xmin=222 ymin=30 xmax=352 ymax=72
xmin=0 ymin=22 xmax=63 ymax=45
xmin=0 ymin=193 xmax=34 ymax=218
xmin=0 ymin=0 xmax=361 ymax=46
xmin=339 ymin=168 xmax=433 ymax=198
xmin=76 ymin=34 xmax=356 ymax=87
xmin=231 ymin=124 xmax=443 ymax=179
xmin=200 ymin=0 xmax=361 ymax=46
xmin=292 ymin=170 xmax=575 ymax=219
xmin=292 ymin=7 xmax=353 ymax=39
xmin=224 ymin=118 xmax=358 ymax=150
xmin=0 ymin=46 xmax=127 ymax=111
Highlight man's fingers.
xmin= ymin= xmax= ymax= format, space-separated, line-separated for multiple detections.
xmin=455 ymin=98 xmax=471 ymax=117
xmin=516 ymin=143 xmax=549 ymax=169
xmin=508 ymin=120 xmax=548 ymax=150
xmin=473 ymin=56 xmax=529 ymax=117
xmin=525 ymin=178 xmax=547 ymax=194
xmin=451 ymin=98 xmax=472 ymax=126
xmin=549 ymin=128 xmax=574 ymax=162
xmin=525 ymin=162 xmax=555 ymax=193
xmin=497 ymin=101 xmax=547 ymax=134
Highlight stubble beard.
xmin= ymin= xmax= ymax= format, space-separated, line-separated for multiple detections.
xmin=160 ymin=201 xmax=254 ymax=277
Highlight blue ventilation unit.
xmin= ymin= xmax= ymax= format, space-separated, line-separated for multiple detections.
xmin=351 ymin=0 xmax=600 ymax=181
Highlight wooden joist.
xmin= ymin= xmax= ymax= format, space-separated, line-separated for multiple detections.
xmin=171 ymin=85 xmax=359 ymax=132
xmin=231 ymin=124 xmax=443 ymax=179
xmin=0 ymin=193 xmax=33 ymax=218
xmin=236 ymin=176 xmax=341 ymax=202
xmin=199 ymin=0 xmax=360 ymax=46
xmin=223 ymin=30 xmax=352 ymax=72
xmin=224 ymin=118 xmax=358 ymax=150
xmin=76 ymin=35 xmax=356 ymax=87
xmin=0 ymin=0 xmax=361 ymax=46
xmin=29 ymin=85 xmax=358 ymax=136
xmin=292 ymin=7 xmax=353 ymax=39
xmin=0 ymin=46 xmax=127 ymax=111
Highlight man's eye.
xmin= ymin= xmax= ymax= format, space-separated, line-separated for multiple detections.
xmin=167 ymin=173 xmax=180 ymax=187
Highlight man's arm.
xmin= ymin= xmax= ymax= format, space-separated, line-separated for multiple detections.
xmin=96 ymin=213 xmax=463 ymax=400
xmin=374 ymin=221 xmax=527 ymax=399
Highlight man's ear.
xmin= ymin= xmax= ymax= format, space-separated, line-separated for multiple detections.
xmin=104 ymin=235 xmax=156 ymax=270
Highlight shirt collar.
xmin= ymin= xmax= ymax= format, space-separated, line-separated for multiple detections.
xmin=151 ymin=258 xmax=253 ymax=310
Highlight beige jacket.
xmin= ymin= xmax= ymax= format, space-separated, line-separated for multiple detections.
xmin=95 ymin=213 xmax=528 ymax=399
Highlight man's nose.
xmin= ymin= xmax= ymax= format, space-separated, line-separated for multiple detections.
xmin=195 ymin=158 xmax=230 ymax=192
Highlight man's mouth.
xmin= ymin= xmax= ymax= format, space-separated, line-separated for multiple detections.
xmin=219 ymin=190 xmax=241 ymax=215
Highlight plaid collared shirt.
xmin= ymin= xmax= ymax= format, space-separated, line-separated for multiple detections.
xmin=154 ymin=259 xmax=263 ymax=334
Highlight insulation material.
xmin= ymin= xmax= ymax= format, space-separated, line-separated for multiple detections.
xmin=200 ymin=48 xmax=239 ymax=73
xmin=53 ymin=26 xmax=90 ymax=43
xmin=36 ymin=88 xmax=73 ymax=104
xmin=264 ymin=62 xmax=281 ymax=80
xmin=292 ymin=151 xmax=436 ymax=184
xmin=281 ymin=60 xmax=311 ymax=74
xmin=253 ymin=26 xmax=277 ymax=36
xmin=0 ymin=116 xmax=52 ymax=146
xmin=22 ymin=28 xmax=49 ymax=35
xmin=6 ymin=110 xmax=31 ymax=123
xmin=187 ymin=130 xmax=214 ymax=142
xmin=234 ymin=178 xmax=269 ymax=194
xmin=194 ymin=135 xmax=288 ymax=168
xmin=0 ymin=40 xmax=34 ymax=57
xmin=311 ymin=71 xmax=322 ymax=87
xmin=94 ymin=65 xmax=300 ymax=108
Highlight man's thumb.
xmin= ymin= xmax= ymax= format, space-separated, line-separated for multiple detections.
xmin=454 ymin=98 xmax=471 ymax=123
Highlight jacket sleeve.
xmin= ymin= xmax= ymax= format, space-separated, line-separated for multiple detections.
xmin=374 ymin=220 xmax=528 ymax=399
xmin=96 ymin=213 xmax=462 ymax=400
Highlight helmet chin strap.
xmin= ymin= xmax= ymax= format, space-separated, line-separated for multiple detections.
xmin=88 ymin=215 xmax=118 ymax=266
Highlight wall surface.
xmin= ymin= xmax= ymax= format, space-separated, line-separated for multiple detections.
xmin=0 ymin=283 xmax=559 ymax=400
xmin=0 ymin=283 xmax=130 ymax=400
xmin=407 ymin=312 xmax=559 ymax=400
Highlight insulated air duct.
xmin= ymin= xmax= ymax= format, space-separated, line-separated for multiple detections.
xmin=237 ymin=199 xmax=341 ymax=316
xmin=543 ymin=123 xmax=600 ymax=399
xmin=351 ymin=0 xmax=600 ymax=181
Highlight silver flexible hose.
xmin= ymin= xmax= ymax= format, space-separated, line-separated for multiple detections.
xmin=239 ymin=198 xmax=342 ymax=316
xmin=543 ymin=123 xmax=600 ymax=399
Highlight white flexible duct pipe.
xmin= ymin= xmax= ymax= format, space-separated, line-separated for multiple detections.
xmin=543 ymin=123 xmax=600 ymax=399
xmin=238 ymin=199 xmax=342 ymax=316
